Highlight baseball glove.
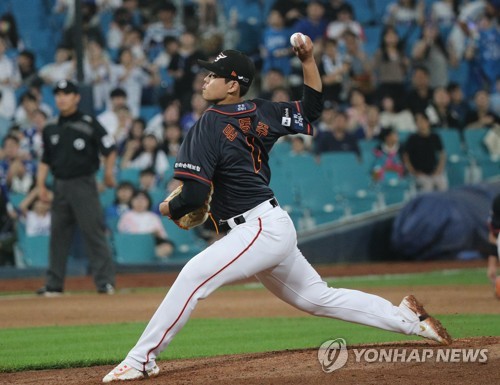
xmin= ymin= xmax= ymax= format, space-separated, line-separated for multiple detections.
xmin=164 ymin=183 xmax=212 ymax=230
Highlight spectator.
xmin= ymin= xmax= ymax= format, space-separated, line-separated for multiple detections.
xmin=447 ymin=82 xmax=470 ymax=129
xmin=59 ymin=1 xmax=105 ymax=50
xmin=119 ymin=117 xmax=145 ymax=156
xmin=464 ymin=12 xmax=500 ymax=97
xmin=355 ymin=105 xmax=384 ymax=140
xmin=412 ymin=22 xmax=457 ymax=88
xmin=325 ymin=3 xmax=363 ymax=42
xmin=324 ymin=0 xmax=355 ymax=22
xmin=145 ymin=99 xmax=181 ymax=141
xmin=0 ymin=37 xmax=17 ymax=119
xmin=314 ymin=110 xmax=360 ymax=158
xmin=180 ymin=93 xmax=208 ymax=134
xmin=14 ymin=50 xmax=39 ymax=89
xmin=430 ymin=0 xmax=460 ymax=31
xmin=0 ymin=135 xmax=36 ymax=194
xmin=379 ymin=95 xmax=417 ymax=133
xmin=20 ymin=108 xmax=47 ymax=160
xmin=261 ymin=10 xmax=293 ymax=76
xmin=448 ymin=0 xmax=498 ymax=60
xmin=406 ymin=65 xmax=433 ymax=114
xmin=0 ymin=186 xmax=16 ymax=266
xmin=84 ymin=39 xmax=112 ymax=112
xmin=110 ymin=47 xmax=152 ymax=117
xmin=346 ymin=88 xmax=368 ymax=132
xmin=120 ymin=133 xmax=170 ymax=180
xmin=271 ymin=86 xmax=292 ymax=103
xmin=138 ymin=167 xmax=159 ymax=192
xmin=26 ymin=81 xmax=54 ymax=118
xmin=371 ymin=127 xmax=405 ymax=183
xmin=258 ymin=68 xmax=287 ymax=100
xmin=373 ymin=26 xmax=409 ymax=110
xmin=403 ymin=112 xmax=448 ymax=192
xmin=167 ymin=31 xmax=207 ymax=111
xmin=293 ymin=0 xmax=328 ymax=43
xmin=152 ymin=36 xmax=179 ymax=69
xmin=122 ymin=26 xmax=148 ymax=68
xmin=104 ymin=180 xmax=135 ymax=230
xmin=117 ymin=190 xmax=174 ymax=259
xmin=271 ymin=0 xmax=307 ymax=28
xmin=38 ymin=46 xmax=74 ymax=85
xmin=106 ymin=6 xmax=134 ymax=51
xmin=18 ymin=188 xmax=52 ymax=237
xmin=143 ymin=2 xmax=183 ymax=62
xmin=465 ymin=89 xmax=500 ymax=129
xmin=14 ymin=92 xmax=39 ymax=128
xmin=384 ymin=0 xmax=425 ymax=26
xmin=97 ymin=88 xmax=129 ymax=138
xmin=161 ymin=123 xmax=183 ymax=157
xmin=0 ymin=13 xmax=23 ymax=51
xmin=318 ymin=38 xmax=350 ymax=103
xmin=425 ymin=87 xmax=461 ymax=129
xmin=344 ymin=29 xmax=373 ymax=97
xmin=290 ymin=135 xmax=309 ymax=156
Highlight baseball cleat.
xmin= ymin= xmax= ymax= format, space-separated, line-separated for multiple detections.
xmin=400 ymin=295 xmax=452 ymax=345
xmin=102 ymin=362 xmax=159 ymax=383
xmin=36 ymin=287 xmax=63 ymax=297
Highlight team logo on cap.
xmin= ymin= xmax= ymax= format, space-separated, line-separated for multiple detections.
xmin=214 ymin=53 xmax=227 ymax=62
xmin=58 ymin=80 xmax=68 ymax=88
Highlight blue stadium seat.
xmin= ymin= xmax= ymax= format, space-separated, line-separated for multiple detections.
xmin=140 ymin=105 xmax=161 ymax=122
xmin=319 ymin=152 xmax=377 ymax=215
xmin=113 ymin=233 xmax=157 ymax=264
xmin=464 ymin=128 xmax=500 ymax=180
xmin=118 ymin=168 xmax=141 ymax=187
xmin=161 ymin=217 xmax=206 ymax=259
xmin=437 ymin=129 xmax=469 ymax=186
xmin=99 ymin=188 xmax=116 ymax=209
xmin=8 ymin=192 xmax=26 ymax=208
xmin=17 ymin=223 xmax=50 ymax=268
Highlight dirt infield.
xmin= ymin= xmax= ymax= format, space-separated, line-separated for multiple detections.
xmin=1 ymin=260 xmax=499 ymax=384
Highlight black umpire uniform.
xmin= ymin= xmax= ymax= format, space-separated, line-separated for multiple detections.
xmin=37 ymin=80 xmax=116 ymax=295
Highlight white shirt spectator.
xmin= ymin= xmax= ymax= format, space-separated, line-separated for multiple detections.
xmin=25 ymin=211 xmax=51 ymax=236
xmin=0 ymin=53 xmax=17 ymax=119
xmin=127 ymin=150 xmax=169 ymax=177
xmin=118 ymin=210 xmax=167 ymax=238
xmin=39 ymin=60 xmax=74 ymax=85
xmin=110 ymin=64 xmax=150 ymax=117
xmin=98 ymin=110 xmax=119 ymax=137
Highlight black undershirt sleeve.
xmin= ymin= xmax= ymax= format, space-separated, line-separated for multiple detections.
xmin=168 ymin=179 xmax=211 ymax=220
xmin=301 ymin=85 xmax=324 ymax=122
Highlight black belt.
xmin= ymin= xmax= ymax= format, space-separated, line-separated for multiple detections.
xmin=218 ymin=198 xmax=279 ymax=233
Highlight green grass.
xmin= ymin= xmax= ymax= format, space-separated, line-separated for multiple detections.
xmin=324 ymin=268 xmax=488 ymax=288
xmin=0 ymin=314 xmax=498 ymax=373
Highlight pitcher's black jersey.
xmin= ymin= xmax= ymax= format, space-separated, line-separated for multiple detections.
xmin=174 ymin=98 xmax=313 ymax=220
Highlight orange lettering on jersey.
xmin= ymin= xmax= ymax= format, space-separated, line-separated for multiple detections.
xmin=223 ymin=124 xmax=238 ymax=141
xmin=238 ymin=117 xmax=252 ymax=134
xmin=256 ymin=122 xmax=269 ymax=137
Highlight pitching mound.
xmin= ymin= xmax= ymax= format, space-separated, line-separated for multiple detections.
xmin=2 ymin=337 xmax=498 ymax=385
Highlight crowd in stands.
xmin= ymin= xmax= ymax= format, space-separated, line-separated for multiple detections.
xmin=0 ymin=0 xmax=499 ymax=266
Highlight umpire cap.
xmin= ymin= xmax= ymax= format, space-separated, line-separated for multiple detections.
xmin=53 ymin=80 xmax=79 ymax=94
xmin=198 ymin=50 xmax=255 ymax=87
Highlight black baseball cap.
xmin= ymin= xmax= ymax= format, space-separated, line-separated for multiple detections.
xmin=198 ymin=50 xmax=255 ymax=87
xmin=53 ymin=80 xmax=79 ymax=94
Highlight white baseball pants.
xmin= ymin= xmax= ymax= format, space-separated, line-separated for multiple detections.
xmin=125 ymin=200 xmax=420 ymax=372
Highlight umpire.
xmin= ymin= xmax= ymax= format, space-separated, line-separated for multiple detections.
xmin=36 ymin=80 xmax=117 ymax=296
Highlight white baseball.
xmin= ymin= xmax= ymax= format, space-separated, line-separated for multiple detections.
xmin=290 ymin=32 xmax=306 ymax=47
